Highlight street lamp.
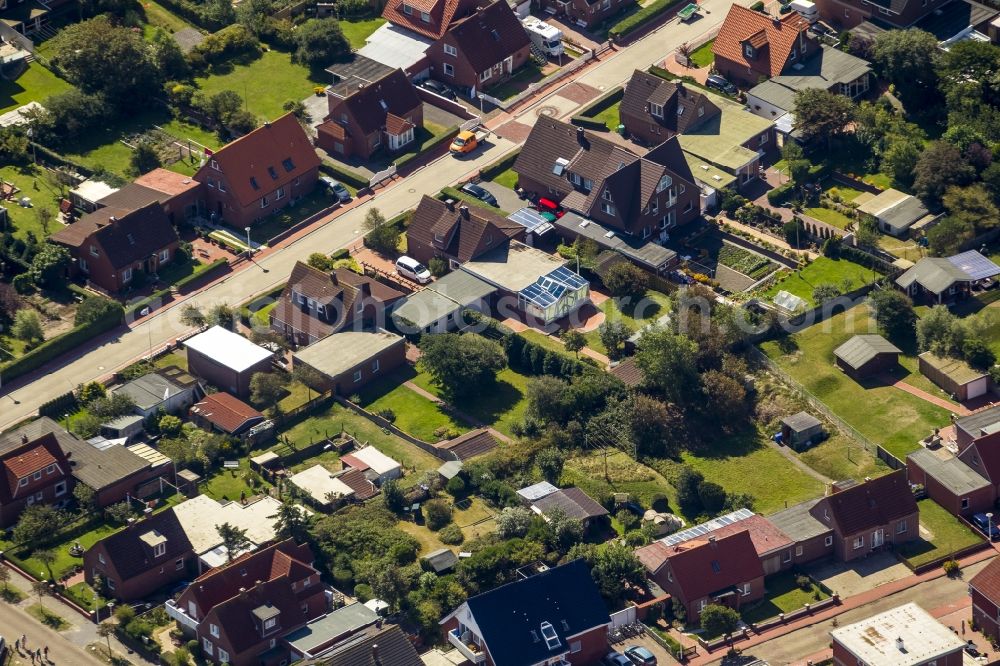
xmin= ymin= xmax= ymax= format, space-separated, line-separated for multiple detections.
xmin=477 ymin=93 xmax=485 ymax=115
xmin=989 ymin=512 xmax=994 ymax=541
xmin=245 ymin=227 xmax=252 ymax=257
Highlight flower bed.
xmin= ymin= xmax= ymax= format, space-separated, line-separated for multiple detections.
xmin=717 ymin=244 xmax=776 ymax=280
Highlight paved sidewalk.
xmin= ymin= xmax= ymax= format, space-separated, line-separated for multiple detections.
xmin=890 ymin=378 xmax=971 ymax=415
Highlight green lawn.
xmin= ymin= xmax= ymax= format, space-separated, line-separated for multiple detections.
xmin=201 ymin=459 xmax=268 ymax=503
xmin=410 ymin=366 xmax=529 ymax=437
xmin=825 ymin=185 xmax=864 ymax=203
xmin=0 ymin=164 xmax=62 ymax=241
xmin=340 ymin=17 xmax=386 ymax=48
xmin=252 ymin=301 xmax=278 ymax=328
xmin=154 ymin=350 xmax=188 ymax=371
xmin=397 ymin=497 xmax=495 ymax=554
xmin=27 ymin=604 xmax=69 ymax=631
xmin=762 ymin=257 xmax=878 ymax=308
xmin=65 ymin=582 xmax=107 ymax=611
xmin=359 ymin=372 xmax=469 ymax=443
xmin=195 ymin=50 xmax=327 ymax=122
xmin=760 ymin=306 xmax=952 ymax=460
xmin=0 ymin=519 xmax=119 ymax=581
xmin=741 ymin=572 xmax=829 ymax=625
xmin=879 ymin=234 xmax=925 ymax=263
xmin=803 ymin=207 xmax=855 ymax=230
xmin=592 ymin=100 xmax=622 ymax=132
xmin=281 ymin=402 xmax=444 ymax=486
xmin=490 ymin=167 xmax=519 ymax=190
xmin=798 ymin=432 xmax=887 ymax=482
xmin=236 ymin=188 xmax=341 ymax=244
xmin=519 ymin=329 xmax=579 ymax=360
xmin=141 ymin=0 xmax=195 ymax=33
xmin=489 ymin=63 xmax=546 ymax=101
xmin=583 ymin=290 xmax=671 ymax=354
xmin=563 ymin=449 xmax=677 ymax=510
xmin=0 ymin=62 xmax=72 ymax=114
xmin=688 ymin=40 xmax=715 ymax=68
xmin=897 ymin=499 xmax=984 ymax=569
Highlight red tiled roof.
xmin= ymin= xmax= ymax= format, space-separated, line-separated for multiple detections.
xmin=133 ymin=168 xmax=203 ymax=197
xmin=971 ymin=557 xmax=1000 ymax=604
xmin=712 ymin=5 xmax=809 ymax=78
xmin=317 ymin=120 xmax=347 ymax=141
xmin=340 ymin=453 xmax=369 ymax=472
xmin=338 ymin=468 xmax=378 ymax=500
xmin=703 ymin=515 xmax=792 ymax=557
xmin=385 ymin=113 xmax=415 ymax=136
xmin=4 ymin=444 xmax=57 ymax=478
xmin=190 ymin=392 xmax=264 ymax=434
xmin=639 ymin=530 xmax=765 ymax=602
xmin=0 ymin=433 xmax=70 ymax=504
xmin=381 ymin=0 xmax=476 ymax=40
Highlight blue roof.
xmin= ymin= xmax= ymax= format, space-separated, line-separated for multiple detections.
xmin=463 ymin=559 xmax=609 ymax=666
xmin=949 ymin=250 xmax=1000 ymax=282
xmin=508 ymin=208 xmax=555 ymax=235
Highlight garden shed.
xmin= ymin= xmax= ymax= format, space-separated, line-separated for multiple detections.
xmin=833 ymin=334 xmax=902 ymax=380
xmin=778 ymin=412 xmax=824 ymax=451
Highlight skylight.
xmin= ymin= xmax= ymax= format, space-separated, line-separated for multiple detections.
xmin=282 ymin=158 xmax=295 ymax=172
xmin=711 ymin=560 xmax=721 ymax=573
xmin=539 ymin=622 xmax=561 ymax=650
xmin=552 ymin=157 xmax=569 ymax=176
xmin=250 ymin=177 xmax=260 ymax=190
xmin=267 ymin=166 xmax=278 ymax=180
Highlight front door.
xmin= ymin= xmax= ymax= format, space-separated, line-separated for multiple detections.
xmin=872 ymin=529 xmax=884 ymax=548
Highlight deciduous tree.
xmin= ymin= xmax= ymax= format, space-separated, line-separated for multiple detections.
xmin=419 ymin=333 xmax=506 ymax=400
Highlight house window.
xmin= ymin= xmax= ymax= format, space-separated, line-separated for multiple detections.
xmin=742 ymin=583 xmax=751 ymax=596
xmin=264 ymin=618 xmax=277 ymax=630
xmin=744 ymin=44 xmax=754 ymax=57
xmin=666 ymin=569 xmax=673 ymax=582
xmin=825 ymin=535 xmax=833 ymax=546
xmin=782 ymin=550 xmax=791 ymax=563
xmin=962 ymin=498 xmax=970 ymax=509
xmin=107 ymin=578 xmax=115 ymax=591
xmin=353 ymin=370 xmax=362 ymax=383
xmin=420 ymin=10 xmax=430 ymax=21
xmin=210 ymin=624 xmax=219 ymax=638
xmin=207 ymin=179 xmax=215 ymax=189
xmin=46 ymin=465 xmax=55 ymax=475
xmin=282 ymin=158 xmax=295 ymax=172
xmin=268 ymin=166 xmax=278 ymax=180
xmin=795 ymin=545 xmax=803 ymax=556
xmin=684 ymin=201 xmax=693 ymax=212
xmin=656 ymin=175 xmax=672 ymax=192
xmin=301 ymin=603 xmax=309 ymax=614
xmin=26 ymin=495 xmax=35 ymax=506
xmin=649 ymin=200 xmax=658 ymax=215
xmin=202 ymin=638 xmax=213 ymax=657
xmin=789 ymin=48 xmax=796 ymax=61
xmin=210 ymin=160 xmax=219 ymax=170
xmin=372 ymin=359 xmax=380 ymax=372
xmin=176 ymin=558 xmax=184 ymax=570
xmin=570 ymin=641 xmax=582 ymax=653
xmin=403 ymin=2 xmax=411 ymax=12
xmin=698 ymin=600 xmax=707 ymax=613
xmin=601 ymin=202 xmax=615 ymax=215
xmin=159 ymin=249 xmax=170 ymax=262
xmin=642 ymin=227 xmax=651 ymax=239
xmin=480 ymin=69 xmax=492 ymax=83
xmin=649 ymin=103 xmax=663 ymax=118
xmin=32 ymin=470 xmax=40 ymax=480
xmin=260 ymin=196 xmax=269 ymax=208
xmin=661 ymin=211 xmax=675 ymax=229
xmin=123 ymin=267 xmax=133 ymax=283
xmin=444 ymin=44 xmax=457 ymax=57
xmin=603 ymin=189 xmax=613 ymax=201
xmin=218 ymin=180 xmax=227 ymax=193
xmin=218 ymin=649 xmax=229 ymax=664
xmin=897 ymin=520 xmax=907 ymax=534
xmin=443 ymin=63 xmax=454 ymax=76
xmin=79 ymin=258 xmax=89 ymax=273
xmin=853 ymin=536 xmax=864 ymax=549
xmin=99 ymin=553 xmax=106 ymax=565
xmin=303 ymin=577 xmax=310 ymax=588
xmin=698 ymin=106 xmax=704 ymax=117
xmin=153 ymin=542 xmax=166 ymax=558
xmin=90 ymin=245 xmax=99 ymax=257
xmin=18 ymin=477 xmax=26 ymax=487
xmin=54 ymin=481 xmax=66 ymax=497
xmin=276 ymin=187 xmax=286 ymax=200
xmin=760 ymin=132 xmax=769 ymax=145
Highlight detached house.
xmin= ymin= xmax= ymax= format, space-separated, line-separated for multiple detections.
xmin=317 ymin=57 xmax=424 ymax=160
xmin=515 ymin=117 xmax=700 ymax=241
xmin=194 ymin=113 xmax=321 ymax=229
xmin=815 ymin=0 xmax=950 ymax=29
xmin=50 ymin=202 xmax=180 ymax=294
xmin=427 ymin=0 xmax=531 ymax=99
xmin=0 ymin=432 xmax=71 ymax=528
xmin=712 ymin=6 xmax=816 ymax=89
xmin=440 ymin=559 xmax=611 ymax=666
xmin=971 ymin=557 xmax=1000 ymax=644
xmin=381 ymin=0 xmax=478 ymax=41
xmin=620 ymin=71 xmax=722 ymax=147
xmin=535 ymin=0 xmax=635 ymax=29
xmin=269 ymin=261 xmax=405 ymax=347
xmin=165 ymin=539 xmax=328 ymax=666
xmin=406 ymin=196 xmax=525 ymax=268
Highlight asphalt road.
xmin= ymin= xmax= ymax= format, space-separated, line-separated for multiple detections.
xmin=0 ymin=0 xmax=746 ymax=430
xmin=0 ymin=602 xmax=105 ymax=666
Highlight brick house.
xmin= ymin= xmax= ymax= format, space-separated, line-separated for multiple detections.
xmin=514 ymin=117 xmax=700 ymax=240
xmin=620 ymin=70 xmax=722 ymax=147
xmin=957 ymin=430 xmax=1000 ymax=496
xmin=807 ymin=471 xmax=918 ymax=562
xmin=189 ymin=392 xmax=267 ymax=438
xmin=269 ymin=261 xmax=405 ymax=347
xmin=955 ymin=405 xmax=1000 ymax=450
xmin=534 ymin=0 xmax=636 ymax=29
xmin=815 ymin=0 xmax=950 ymax=29
xmin=293 ymin=330 xmax=406 ymax=395
xmin=381 ymin=0 xmax=479 ymax=40
xmin=906 ymin=448 xmax=994 ymax=518
xmin=406 ymin=196 xmax=525 ymax=267
xmin=166 ymin=539 xmax=328 ymax=666
xmin=194 ymin=113 xmax=321 ymax=229
xmin=184 ymin=326 xmax=274 ymax=399
xmin=426 ymin=0 xmax=531 ymax=99
xmin=0 ymin=432 xmax=72 ymax=528
xmin=971 ymin=557 xmax=1000 ymax=643
xmin=712 ymin=6 xmax=817 ymax=89
xmin=830 ymin=603 xmax=965 ymax=666
xmin=768 ymin=498 xmax=835 ymax=565
xmin=440 ymin=559 xmax=610 ymax=666
xmin=101 ymin=169 xmax=205 ymax=225
xmin=636 ymin=530 xmax=765 ymax=622
xmin=316 ymin=58 xmax=425 ymax=161
xmin=50 ymin=202 xmax=180 ymax=294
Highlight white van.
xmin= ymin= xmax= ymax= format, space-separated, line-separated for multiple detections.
xmin=789 ymin=0 xmax=818 ymax=23
xmin=522 ymin=16 xmax=564 ymax=57
xmin=395 ymin=256 xmax=432 ymax=284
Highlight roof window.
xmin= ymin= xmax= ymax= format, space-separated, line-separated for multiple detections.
xmin=267 ymin=166 xmax=278 ymax=180
xmin=282 ymin=158 xmax=295 ymax=172
xmin=250 ymin=177 xmax=260 ymax=190
xmin=540 ymin=622 xmax=561 ymax=650
xmin=552 ymin=157 xmax=569 ymax=176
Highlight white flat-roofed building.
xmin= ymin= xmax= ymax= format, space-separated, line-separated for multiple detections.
xmin=183 ymin=326 xmax=274 ymax=399
xmin=829 ymin=602 xmax=965 ymax=666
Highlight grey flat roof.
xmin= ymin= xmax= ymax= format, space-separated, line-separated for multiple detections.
xmin=554 ymin=212 xmax=677 ymax=271
xmin=392 ymin=271 xmax=496 ymax=329
xmin=896 ymin=258 xmax=971 ymax=295
xmin=908 ymin=448 xmax=991 ymax=495
xmin=833 ymin=335 xmax=901 ymax=370
xmin=747 ymin=79 xmax=799 ymax=113
xmin=956 ymin=405 xmax=1000 ymax=438
xmin=112 ymin=371 xmax=190 ymax=411
xmin=461 ymin=241 xmax=566 ymax=293
xmin=284 ymin=603 xmax=379 ymax=653
xmin=768 ymin=498 xmax=831 ymax=542
xmin=295 ymin=331 xmax=404 ymax=379
xmin=781 ymin=411 xmax=821 ymax=433
xmin=773 ymin=45 xmax=871 ymax=91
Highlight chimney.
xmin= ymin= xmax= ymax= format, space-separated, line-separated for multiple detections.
xmin=264 ymin=120 xmax=271 ymax=127
xmin=445 ymin=198 xmax=456 ymax=211
xmin=708 ymin=535 xmax=717 ymax=547
xmin=372 ymin=644 xmax=381 ymax=665
xmin=896 ymin=637 xmax=905 ymax=652
xmin=109 ymin=215 xmax=118 ymax=225
xmin=576 ymin=126 xmax=585 ymax=144
xmin=459 ymin=205 xmax=470 ymax=219
xmin=239 ymin=587 xmax=248 ymax=599
xmin=20 ymin=434 xmax=27 ymax=444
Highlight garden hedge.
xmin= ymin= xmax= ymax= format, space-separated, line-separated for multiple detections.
xmin=766 ymin=181 xmax=795 ymax=206
xmin=480 ymin=149 xmax=522 ymax=182
xmin=319 ymin=160 xmax=369 ymax=190
xmin=0 ymin=307 xmax=122 ymax=382
xmin=609 ymin=0 xmax=683 ymax=39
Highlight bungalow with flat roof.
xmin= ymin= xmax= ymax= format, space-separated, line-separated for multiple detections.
xmin=830 ymin=602 xmax=965 ymax=666
xmin=292 ymin=330 xmax=405 ymax=395
xmin=391 ymin=269 xmax=495 ymax=334
xmin=184 ymin=327 xmax=274 ymax=399
xmin=857 ymin=189 xmax=937 ymax=238
xmin=833 ymin=334 xmax=902 ymax=380
xmin=284 ymin=603 xmax=380 ymax=661
xmin=907 ymin=447 xmax=993 ymax=517
xmin=918 ymin=352 xmax=990 ymax=401
xmin=112 ymin=367 xmax=199 ymax=419
xmin=422 ymin=547 xmax=459 ymax=573
xmin=288 ymin=464 xmax=371 ymax=509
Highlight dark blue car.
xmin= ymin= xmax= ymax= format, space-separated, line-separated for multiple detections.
xmin=971 ymin=513 xmax=1000 ymax=540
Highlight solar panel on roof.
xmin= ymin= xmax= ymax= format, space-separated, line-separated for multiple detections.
xmin=659 ymin=508 xmax=754 ymax=547
xmin=508 ymin=208 xmax=549 ymax=232
xmin=948 ymin=250 xmax=1000 ymax=281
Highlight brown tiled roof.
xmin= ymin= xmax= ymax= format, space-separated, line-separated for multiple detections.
xmin=317 ymin=120 xmax=347 ymax=141
xmin=381 ymin=0 xmax=477 ymax=40
xmin=436 ymin=427 xmax=499 ymax=460
xmin=327 ymin=68 xmax=421 ymax=137
xmin=4 ymin=440 xmax=58 ymax=478
xmin=533 ymin=487 xmax=609 ymax=521
xmin=385 ymin=113 xmax=415 ymax=136
xmin=133 ymin=168 xmax=203 ymax=198
xmin=90 ymin=509 xmax=194 ymax=581
xmin=706 ymin=515 xmax=793 ymax=557
xmin=322 ymin=625 xmax=422 ymax=666
xmin=0 ymin=433 xmax=68 ymax=503
xmin=334 ymin=267 xmax=406 ymax=304
xmin=51 ymin=202 xmax=179 ymax=269
xmin=712 ymin=5 xmax=810 ymax=78
xmin=196 ymin=113 xmax=320 ymax=209
xmin=813 ymin=470 xmax=917 ymax=536
xmin=190 ymin=392 xmax=265 ymax=434
xmin=620 ymin=70 xmax=721 ymax=135
xmin=337 ymin=468 xmax=378 ymax=500
xmin=407 ymin=196 xmax=523 ymax=263
xmin=640 ymin=530 xmax=765 ymax=602
xmin=445 ymin=0 xmax=531 ymax=73
xmin=971 ymin=557 xmax=1000 ymax=604
xmin=610 ymin=358 xmax=643 ymax=387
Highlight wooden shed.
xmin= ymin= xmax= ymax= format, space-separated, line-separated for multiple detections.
xmin=833 ymin=335 xmax=902 ymax=380
xmin=779 ymin=412 xmax=824 ymax=451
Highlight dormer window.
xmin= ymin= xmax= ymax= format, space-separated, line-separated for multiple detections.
xmin=265 ymin=618 xmax=277 ymax=630
xmin=18 ymin=477 xmax=27 ymax=487
xmin=789 ymin=48 xmax=796 ymax=61
xmin=649 ymin=102 xmax=663 ymax=118
xmin=210 ymin=159 xmax=220 ymax=170
xmin=552 ymin=157 xmax=570 ymax=176
xmin=744 ymin=44 xmax=754 ymax=58
xmin=602 ymin=189 xmax=613 ymax=201
xmin=656 ymin=175 xmax=672 ymax=193
xmin=698 ymin=106 xmax=704 ymax=117
xmin=539 ymin=622 xmax=561 ymax=650
xmin=154 ymin=543 xmax=166 ymax=557
xmin=402 ymin=3 xmax=412 ymax=13
xmin=420 ymin=10 xmax=430 ymax=21
xmin=677 ymin=106 xmax=684 ymax=116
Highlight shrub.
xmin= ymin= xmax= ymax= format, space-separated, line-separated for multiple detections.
xmin=445 ymin=476 xmax=466 ymax=496
xmin=943 ymin=559 xmax=960 ymax=577
xmin=609 ymin=0 xmax=683 ymax=39
xmin=438 ymin=523 xmax=464 ymax=545
xmin=189 ymin=25 xmax=261 ymax=70
xmin=795 ymin=574 xmax=812 ymax=590
xmin=423 ymin=499 xmax=453 ymax=531
xmin=428 ymin=257 xmax=448 ymax=277
xmin=767 ymin=181 xmax=796 ymax=206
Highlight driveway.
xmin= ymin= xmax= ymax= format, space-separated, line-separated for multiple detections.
xmin=610 ymin=632 xmax=681 ymax=666
xmin=423 ymin=102 xmax=466 ymax=131
xmin=478 ymin=181 xmax=525 ymax=213
xmin=300 ymin=92 xmax=329 ymax=135
xmin=804 ymin=553 xmax=913 ymax=598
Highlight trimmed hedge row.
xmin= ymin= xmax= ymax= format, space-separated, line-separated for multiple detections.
xmin=124 ymin=258 xmax=228 ymax=318
xmin=480 ymin=149 xmax=521 ymax=182
xmin=320 ymin=160 xmax=369 ymax=190
xmin=395 ymin=125 xmax=460 ymax=170
xmin=38 ymin=391 xmax=77 ymax=418
xmin=609 ymin=0 xmax=683 ymax=39
xmin=0 ymin=308 xmax=122 ymax=382
xmin=767 ymin=181 xmax=795 ymax=206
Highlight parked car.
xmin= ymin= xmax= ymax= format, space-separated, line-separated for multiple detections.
xmin=971 ymin=513 xmax=1000 ymax=540
xmin=624 ymin=646 xmax=657 ymax=666
xmin=706 ymin=74 xmax=737 ymax=95
xmin=319 ymin=176 xmax=352 ymax=203
xmin=603 ymin=651 xmax=632 ymax=666
xmin=420 ymin=79 xmax=457 ymax=100
xmin=395 ymin=256 xmax=432 ymax=284
xmin=461 ymin=183 xmax=499 ymax=207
